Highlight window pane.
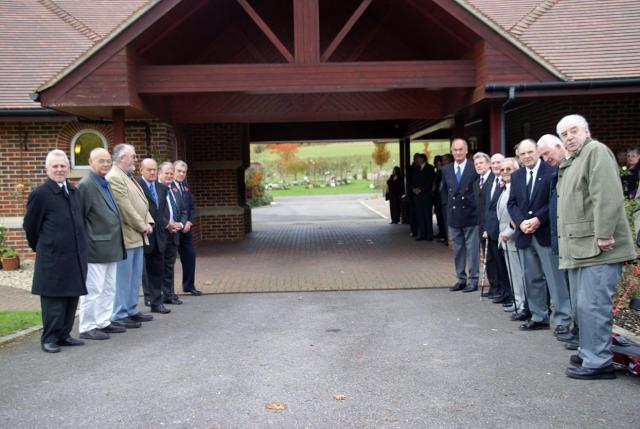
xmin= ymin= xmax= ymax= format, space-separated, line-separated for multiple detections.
xmin=74 ymin=132 xmax=104 ymax=166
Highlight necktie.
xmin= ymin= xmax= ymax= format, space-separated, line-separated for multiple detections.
xmin=176 ymin=182 xmax=183 ymax=194
xmin=62 ymin=183 xmax=69 ymax=197
xmin=168 ymin=188 xmax=178 ymax=220
xmin=526 ymin=170 xmax=533 ymax=201
xmin=148 ymin=182 xmax=158 ymax=207
xmin=455 ymin=166 xmax=462 ymax=183
xmin=479 ymin=176 xmax=484 ymax=189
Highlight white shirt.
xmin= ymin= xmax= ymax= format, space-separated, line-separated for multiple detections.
xmin=454 ymin=159 xmax=467 ymax=177
xmin=526 ymin=158 xmax=541 ymax=196
xmin=480 ymin=171 xmax=491 ymax=188
xmin=490 ymin=175 xmax=501 ymax=200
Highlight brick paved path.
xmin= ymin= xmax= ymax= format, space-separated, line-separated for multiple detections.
xmin=186 ymin=220 xmax=456 ymax=294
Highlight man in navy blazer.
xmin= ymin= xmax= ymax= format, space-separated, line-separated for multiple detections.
xmin=507 ymin=139 xmax=572 ymax=332
xmin=441 ymin=138 xmax=480 ymax=292
xmin=174 ymin=160 xmax=201 ymax=296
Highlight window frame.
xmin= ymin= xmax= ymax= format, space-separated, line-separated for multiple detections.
xmin=70 ymin=129 xmax=107 ymax=169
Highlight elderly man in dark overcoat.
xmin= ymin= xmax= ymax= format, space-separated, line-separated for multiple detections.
xmin=23 ymin=149 xmax=88 ymax=353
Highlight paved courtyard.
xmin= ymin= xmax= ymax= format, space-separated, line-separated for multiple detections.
xmin=183 ymin=195 xmax=455 ymax=294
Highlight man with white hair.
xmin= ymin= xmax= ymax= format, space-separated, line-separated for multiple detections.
xmin=23 ymin=149 xmax=88 ymax=353
xmin=107 ymin=144 xmax=155 ymax=327
xmin=556 ymin=114 xmax=636 ymax=380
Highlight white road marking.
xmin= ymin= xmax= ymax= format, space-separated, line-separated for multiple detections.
xmin=359 ymin=199 xmax=388 ymax=219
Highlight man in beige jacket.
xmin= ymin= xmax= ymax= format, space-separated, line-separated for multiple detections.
xmin=107 ymin=144 xmax=155 ymax=328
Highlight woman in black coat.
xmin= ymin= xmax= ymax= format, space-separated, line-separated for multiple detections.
xmin=386 ymin=166 xmax=404 ymax=224
xmin=23 ymin=150 xmax=88 ymax=353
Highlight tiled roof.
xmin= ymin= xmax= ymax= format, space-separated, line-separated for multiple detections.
xmin=463 ymin=0 xmax=640 ymax=80
xmin=0 ymin=0 xmax=148 ymax=109
xmin=0 ymin=0 xmax=639 ymax=110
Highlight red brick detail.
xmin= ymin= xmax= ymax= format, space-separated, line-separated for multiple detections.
xmin=193 ymin=214 xmax=245 ymax=241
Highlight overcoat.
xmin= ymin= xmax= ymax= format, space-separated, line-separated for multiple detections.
xmin=557 ymin=138 xmax=636 ymax=269
xmin=23 ymin=178 xmax=88 ymax=297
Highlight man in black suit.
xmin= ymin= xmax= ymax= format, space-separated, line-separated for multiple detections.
xmin=411 ymin=153 xmax=435 ymax=241
xmin=507 ymin=139 xmax=572 ymax=332
xmin=138 ymin=158 xmax=172 ymax=314
xmin=433 ymin=155 xmax=447 ymax=242
xmin=407 ymin=153 xmax=421 ymax=238
xmin=441 ymin=139 xmax=480 ymax=292
xmin=472 ymin=152 xmax=495 ymax=295
xmin=23 ymin=149 xmax=88 ymax=353
xmin=158 ymin=161 xmax=187 ymax=305
xmin=174 ymin=160 xmax=202 ymax=296
xmin=483 ymin=153 xmax=514 ymax=307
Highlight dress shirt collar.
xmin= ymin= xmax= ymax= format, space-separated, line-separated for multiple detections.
xmin=454 ymin=159 xmax=467 ymax=173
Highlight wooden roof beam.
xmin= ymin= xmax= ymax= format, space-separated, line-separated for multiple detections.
xmin=236 ymin=0 xmax=294 ymax=63
xmin=137 ymin=61 xmax=476 ymax=94
xmin=321 ymin=0 xmax=373 ymax=62
xmin=293 ymin=0 xmax=320 ymax=64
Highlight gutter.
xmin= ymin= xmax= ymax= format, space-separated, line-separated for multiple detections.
xmin=486 ymin=78 xmax=640 ymax=93
xmin=0 ymin=108 xmax=69 ymax=117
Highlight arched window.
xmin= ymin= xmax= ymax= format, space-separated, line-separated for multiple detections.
xmin=70 ymin=129 xmax=107 ymax=168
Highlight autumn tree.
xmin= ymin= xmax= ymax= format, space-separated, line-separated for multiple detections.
xmin=371 ymin=142 xmax=391 ymax=171
xmin=266 ymin=143 xmax=301 ymax=185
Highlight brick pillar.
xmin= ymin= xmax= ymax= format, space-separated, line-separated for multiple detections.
xmin=186 ymin=124 xmax=248 ymax=241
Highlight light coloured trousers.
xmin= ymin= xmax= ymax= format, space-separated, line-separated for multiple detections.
xmin=568 ymin=263 xmax=621 ymax=369
xmin=503 ymin=249 xmax=526 ymax=311
xmin=79 ymin=262 xmax=117 ymax=333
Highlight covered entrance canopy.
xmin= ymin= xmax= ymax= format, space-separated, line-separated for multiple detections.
xmin=32 ymin=0 xmax=618 ymax=241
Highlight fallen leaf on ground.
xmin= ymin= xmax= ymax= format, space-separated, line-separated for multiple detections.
xmin=204 ymin=281 xmax=213 ymax=285
xmin=265 ymin=402 xmax=287 ymax=411
xmin=355 ymin=352 xmax=364 ymax=358
xmin=333 ymin=394 xmax=346 ymax=401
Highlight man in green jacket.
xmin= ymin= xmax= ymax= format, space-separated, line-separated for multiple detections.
xmin=556 ymin=114 xmax=636 ymax=380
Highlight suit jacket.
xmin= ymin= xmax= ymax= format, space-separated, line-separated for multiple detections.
xmin=166 ymin=181 xmax=188 ymax=246
xmin=412 ymin=163 xmax=435 ymax=201
xmin=106 ymin=166 xmax=154 ymax=249
xmin=77 ymin=172 xmax=126 ymax=263
xmin=138 ymin=178 xmax=169 ymax=254
xmin=175 ymin=179 xmax=196 ymax=234
xmin=507 ymin=159 xmax=553 ymax=249
xmin=23 ymin=179 xmax=88 ymax=297
xmin=484 ymin=177 xmax=504 ymax=242
xmin=441 ymin=160 xmax=480 ymax=228
xmin=473 ymin=172 xmax=494 ymax=232
xmin=497 ymin=184 xmax=516 ymax=251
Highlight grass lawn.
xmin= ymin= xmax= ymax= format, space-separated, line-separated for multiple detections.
xmin=269 ymin=179 xmax=381 ymax=197
xmin=0 ymin=310 xmax=41 ymax=337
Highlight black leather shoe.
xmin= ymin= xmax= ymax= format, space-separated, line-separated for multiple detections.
xmin=492 ymin=296 xmax=508 ymax=304
xmin=114 ymin=318 xmax=142 ymax=329
xmin=569 ymin=354 xmax=583 ymax=367
xmin=462 ymin=285 xmax=478 ymax=293
xmin=565 ymin=340 xmax=579 ymax=350
xmin=449 ymin=283 xmax=466 ymax=292
xmin=41 ymin=342 xmax=60 ymax=353
xmin=519 ymin=320 xmax=550 ymax=331
xmin=557 ymin=332 xmax=577 ymax=343
xmin=57 ymin=337 xmax=85 ymax=346
xmin=481 ymin=292 xmax=492 ymax=298
xmin=511 ymin=310 xmax=531 ymax=321
xmin=100 ymin=324 xmax=126 ymax=334
xmin=185 ymin=289 xmax=202 ymax=296
xmin=566 ymin=365 xmax=615 ymax=380
xmin=164 ymin=298 xmax=183 ymax=305
xmin=554 ymin=325 xmax=571 ymax=336
xmin=79 ymin=329 xmax=110 ymax=340
xmin=129 ymin=312 xmax=153 ymax=322
xmin=150 ymin=305 xmax=171 ymax=314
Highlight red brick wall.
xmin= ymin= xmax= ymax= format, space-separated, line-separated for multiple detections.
xmin=504 ymin=96 xmax=640 ymax=155
xmin=185 ymin=123 xmax=249 ymax=241
xmin=0 ymin=119 xmax=177 ymax=257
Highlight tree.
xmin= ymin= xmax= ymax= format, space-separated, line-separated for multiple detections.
xmin=371 ymin=142 xmax=391 ymax=170
xmin=266 ymin=143 xmax=301 ymax=185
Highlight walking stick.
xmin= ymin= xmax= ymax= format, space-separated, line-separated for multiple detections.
xmin=479 ymin=237 xmax=489 ymax=301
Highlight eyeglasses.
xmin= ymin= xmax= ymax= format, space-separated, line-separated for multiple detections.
xmin=500 ymin=168 xmax=513 ymax=172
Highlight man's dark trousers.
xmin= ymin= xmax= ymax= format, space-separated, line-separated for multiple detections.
xmin=163 ymin=234 xmax=180 ymax=300
xmin=179 ymin=231 xmax=197 ymax=292
xmin=40 ymin=296 xmax=79 ymax=344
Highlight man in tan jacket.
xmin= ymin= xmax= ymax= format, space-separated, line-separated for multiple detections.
xmin=107 ymin=144 xmax=155 ymax=328
xmin=556 ymin=114 xmax=636 ymax=380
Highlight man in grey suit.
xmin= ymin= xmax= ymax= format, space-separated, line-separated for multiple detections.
xmin=77 ymin=148 xmax=127 ymax=340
